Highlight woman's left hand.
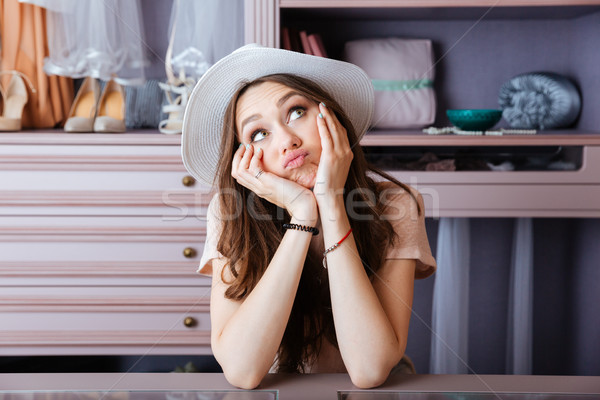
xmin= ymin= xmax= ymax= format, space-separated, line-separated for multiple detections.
xmin=313 ymin=102 xmax=353 ymax=205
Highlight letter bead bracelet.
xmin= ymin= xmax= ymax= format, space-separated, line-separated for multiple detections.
xmin=283 ymin=223 xmax=319 ymax=236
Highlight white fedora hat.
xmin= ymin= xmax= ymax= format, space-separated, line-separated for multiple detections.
xmin=181 ymin=44 xmax=374 ymax=186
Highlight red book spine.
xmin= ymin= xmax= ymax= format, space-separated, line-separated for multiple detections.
xmin=314 ymin=34 xmax=328 ymax=58
xmin=308 ymin=33 xmax=327 ymax=57
xmin=281 ymin=26 xmax=292 ymax=50
xmin=299 ymin=30 xmax=313 ymax=55
xmin=288 ymin=28 xmax=302 ymax=53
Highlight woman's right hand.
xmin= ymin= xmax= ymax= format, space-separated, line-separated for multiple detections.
xmin=231 ymin=144 xmax=318 ymax=225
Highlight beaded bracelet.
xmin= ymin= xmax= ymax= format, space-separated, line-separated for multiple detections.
xmin=322 ymin=228 xmax=353 ymax=269
xmin=283 ymin=223 xmax=319 ymax=236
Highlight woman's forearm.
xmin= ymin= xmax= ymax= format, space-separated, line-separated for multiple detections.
xmin=212 ymin=219 xmax=314 ymax=387
xmin=320 ymin=200 xmax=405 ymax=387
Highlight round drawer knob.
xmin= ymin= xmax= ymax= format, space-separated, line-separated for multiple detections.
xmin=183 ymin=316 xmax=197 ymax=328
xmin=183 ymin=247 xmax=197 ymax=258
xmin=182 ymin=175 xmax=196 ymax=187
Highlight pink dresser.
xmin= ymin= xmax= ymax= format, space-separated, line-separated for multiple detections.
xmin=0 ymin=131 xmax=213 ymax=356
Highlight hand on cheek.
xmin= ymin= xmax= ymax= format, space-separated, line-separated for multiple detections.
xmin=232 ymin=144 xmax=317 ymax=224
xmin=314 ymin=102 xmax=353 ymax=199
xmin=249 ymin=146 xmax=265 ymax=175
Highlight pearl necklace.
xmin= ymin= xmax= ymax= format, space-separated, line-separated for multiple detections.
xmin=423 ymin=127 xmax=537 ymax=136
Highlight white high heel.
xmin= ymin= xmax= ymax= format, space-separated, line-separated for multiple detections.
xmin=159 ymin=17 xmax=196 ymax=135
xmin=158 ymin=76 xmax=194 ymax=135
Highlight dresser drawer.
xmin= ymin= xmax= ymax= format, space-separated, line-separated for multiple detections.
xmin=0 ymin=170 xmax=211 ymax=192
xmin=0 ymin=215 xmax=208 ymax=232
xmin=0 ymin=142 xmax=211 ymax=192
xmin=0 ymin=286 xmax=212 ymax=355
xmin=0 ymin=310 xmax=211 ymax=356
xmin=2 ymin=310 xmax=209 ymax=331
xmin=0 ymin=235 xmax=205 ymax=263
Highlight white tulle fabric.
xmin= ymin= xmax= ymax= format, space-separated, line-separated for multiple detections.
xmin=430 ymin=218 xmax=470 ymax=374
xmin=507 ymin=218 xmax=533 ymax=374
xmin=20 ymin=0 xmax=147 ymax=85
xmin=166 ymin=0 xmax=244 ymax=82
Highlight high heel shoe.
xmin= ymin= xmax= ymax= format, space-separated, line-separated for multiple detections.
xmin=0 ymin=71 xmax=36 ymax=131
xmin=93 ymin=79 xmax=126 ymax=133
xmin=64 ymin=76 xmax=100 ymax=133
xmin=158 ymin=81 xmax=190 ymax=134
xmin=158 ymin=68 xmax=195 ymax=135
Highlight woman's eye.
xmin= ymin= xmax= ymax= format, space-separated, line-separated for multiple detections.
xmin=289 ymin=107 xmax=305 ymax=121
xmin=251 ymin=130 xmax=269 ymax=142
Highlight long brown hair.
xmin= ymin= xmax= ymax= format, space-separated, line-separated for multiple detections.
xmin=214 ymin=74 xmax=419 ymax=372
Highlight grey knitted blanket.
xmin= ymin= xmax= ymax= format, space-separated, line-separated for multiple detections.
xmin=498 ymin=72 xmax=581 ymax=130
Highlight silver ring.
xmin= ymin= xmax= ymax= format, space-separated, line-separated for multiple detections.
xmin=255 ymin=169 xmax=264 ymax=179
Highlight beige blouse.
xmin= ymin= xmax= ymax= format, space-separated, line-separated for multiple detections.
xmin=199 ymin=181 xmax=435 ymax=277
xmin=197 ymin=182 xmax=437 ymax=372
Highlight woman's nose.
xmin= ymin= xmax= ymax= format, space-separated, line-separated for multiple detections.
xmin=277 ymin=126 xmax=301 ymax=152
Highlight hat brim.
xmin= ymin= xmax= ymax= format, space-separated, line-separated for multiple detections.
xmin=181 ymin=44 xmax=374 ymax=187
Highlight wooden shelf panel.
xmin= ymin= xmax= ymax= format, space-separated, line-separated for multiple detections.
xmin=280 ymin=0 xmax=600 ymax=8
xmin=0 ymin=130 xmax=180 ymax=145
xmin=3 ymin=130 xmax=600 ymax=147
xmin=280 ymin=2 xmax=600 ymax=23
xmin=360 ymin=130 xmax=600 ymax=146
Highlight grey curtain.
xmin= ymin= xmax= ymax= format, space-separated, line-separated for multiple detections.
xmin=430 ymin=217 xmax=534 ymax=374
xmin=507 ymin=217 xmax=533 ymax=374
xmin=430 ymin=217 xmax=470 ymax=374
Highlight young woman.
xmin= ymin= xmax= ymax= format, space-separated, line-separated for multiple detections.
xmin=181 ymin=44 xmax=436 ymax=389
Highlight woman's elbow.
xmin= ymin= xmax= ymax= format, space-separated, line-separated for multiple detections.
xmin=213 ymin=346 xmax=266 ymax=389
xmin=348 ymin=364 xmax=391 ymax=389
xmin=222 ymin=366 xmax=265 ymax=390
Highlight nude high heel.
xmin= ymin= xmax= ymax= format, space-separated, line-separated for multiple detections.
xmin=93 ymin=79 xmax=126 ymax=133
xmin=64 ymin=76 xmax=100 ymax=133
xmin=0 ymin=71 xmax=36 ymax=131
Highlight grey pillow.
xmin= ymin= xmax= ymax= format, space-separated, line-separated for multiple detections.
xmin=498 ymin=72 xmax=581 ymax=130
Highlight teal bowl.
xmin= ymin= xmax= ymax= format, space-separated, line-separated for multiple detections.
xmin=446 ymin=109 xmax=502 ymax=131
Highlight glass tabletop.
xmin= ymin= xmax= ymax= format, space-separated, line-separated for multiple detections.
xmin=338 ymin=392 xmax=598 ymax=400
xmin=0 ymin=391 xmax=277 ymax=400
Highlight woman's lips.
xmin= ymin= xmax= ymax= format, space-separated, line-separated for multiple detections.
xmin=286 ymin=154 xmax=306 ymax=169
xmin=283 ymin=150 xmax=309 ymax=169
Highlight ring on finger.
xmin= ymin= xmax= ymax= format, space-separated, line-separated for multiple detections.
xmin=255 ymin=169 xmax=264 ymax=179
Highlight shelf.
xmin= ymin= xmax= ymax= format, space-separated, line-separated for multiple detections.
xmin=281 ymin=5 xmax=600 ymax=21
xmin=360 ymin=130 xmax=600 ymax=147
xmin=0 ymin=130 xmax=180 ymax=146
xmin=3 ymin=129 xmax=600 ymax=147
xmin=280 ymin=0 xmax=600 ymax=8
xmin=280 ymin=0 xmax=600 ymax=21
